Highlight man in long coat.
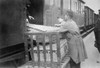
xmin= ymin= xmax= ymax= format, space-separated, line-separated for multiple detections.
xmin=56 ymin=10 xmax=87 ymax=68
xmin=94 ymin=9 xmax=100 ymax=63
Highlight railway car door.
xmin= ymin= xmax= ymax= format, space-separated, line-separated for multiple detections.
xmin=27 ymin=0 xmax=44 ymax=25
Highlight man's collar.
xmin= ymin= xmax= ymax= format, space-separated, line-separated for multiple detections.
xmin=99 ymin=18 xmax=100 ymax=20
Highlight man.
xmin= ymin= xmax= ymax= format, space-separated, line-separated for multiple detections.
xmin=94 ymin=9 xmax=100 ymax=63
xmin=55 ymin=11 xmax=87 ymax=68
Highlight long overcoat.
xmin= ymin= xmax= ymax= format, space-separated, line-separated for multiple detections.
xmin=94 ymin=18 xmax=100 ymax=52
xmin=57 ymin=19 xmax=87 ymax=63
xmin=67 ymin=32 xmax=87 ymax=63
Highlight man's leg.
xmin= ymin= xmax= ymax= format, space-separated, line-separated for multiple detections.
xmin=69 ymin=58 xmax=80 ymax=68
xmin=96 ymin=43 xmax=100 ymax=63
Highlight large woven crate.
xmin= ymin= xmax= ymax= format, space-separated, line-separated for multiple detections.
xmin=19 ymin=32 xmax=70 ymax=68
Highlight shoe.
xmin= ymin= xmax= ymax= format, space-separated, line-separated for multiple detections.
xmin=97 ymin=61 xmax=100 ymax=63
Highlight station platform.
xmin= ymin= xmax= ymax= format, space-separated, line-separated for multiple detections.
xmin=81 ymin=31 xmax=100 ymax=68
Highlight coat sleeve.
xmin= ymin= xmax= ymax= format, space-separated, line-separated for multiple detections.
xmin=94 ymin=19 xmax=100 ymax=42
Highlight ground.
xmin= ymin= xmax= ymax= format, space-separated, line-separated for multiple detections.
xmin=81 ymin=31 xmax=100 ymax=68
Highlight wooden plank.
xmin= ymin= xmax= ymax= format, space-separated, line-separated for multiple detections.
xmin=49 ymin=34 xmax=53 ymax=68
xmin=36 ymin=35 xmax=40 ymax=67
xmin=0 ymin=48 xmax=24 ymax=58
xmin=42 ymin=34 xmax=46 ymax=68
xmin=56 ymin=33 xmax=61 ymax=68
xmin=30 ymin=35 xmax=34 ymax=63
xmin=24 ymin=35 xmax=29 ymax=62
xmin=26 ymin=23 xmax=60 ymax=32
xmin=0 ymin=51 xmax=25 ymax=63
xmin=18 ymin=61 xmax=59 ymax=68
xmin=25 ymin=32 xmax=60 ymax=36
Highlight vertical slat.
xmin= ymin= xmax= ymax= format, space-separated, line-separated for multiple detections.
xmin=49 ymin=34 xmax=53 ymax=68
xmin=56 ymin=33 xmax=61 ymax=68
xmin=30 ymin=35 xmax=34 ymax=62
xmin=70 ymin=0 xmax=72 ymax=10
xmin=24 ymin=35 xmax=29 ymax=62
xmin=30 ymin=35 xmax=35 ymax=67
xmin=60 ymin=0 xmax=63 ymax=15
xmin=42 ymin=34 xmax=46 ymax=68
xmin=36 ymin=35 xmax=40 ymax=67
xmin=88 ymin=8 xmax=89 ymax=26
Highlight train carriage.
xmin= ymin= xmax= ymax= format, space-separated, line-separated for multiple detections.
xmin=0 ymin=0 xmax=29 ymax=63
xmin=84 ymin=6 xmax=94 ymax=29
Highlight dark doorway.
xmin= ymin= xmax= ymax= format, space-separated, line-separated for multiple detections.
xmin=27 ymin=0 xmax=44 ymax=25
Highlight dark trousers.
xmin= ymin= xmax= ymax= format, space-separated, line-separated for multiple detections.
xmin=97 ymin=44 xmax=100 ymax=53
xmin=94 ymin=30 xmax=100 ymax=53
xmin=69 ymin=58 xmax=80 ymax=68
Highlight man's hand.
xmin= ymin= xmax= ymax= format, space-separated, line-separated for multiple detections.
xmin=94 ymin=41 xmax=97 ymax=48
xmin=54 ymin=24 xmax=61 ymax=27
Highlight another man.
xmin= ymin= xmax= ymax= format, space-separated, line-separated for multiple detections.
xmin=94 ymin=9 xmax=100 ymax=63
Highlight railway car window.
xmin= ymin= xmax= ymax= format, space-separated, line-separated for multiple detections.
xmin=89 ymin=9 xmax=91 ymax=26
xmin=45 ymin=0 xmax=61 ymax=8
xmin=78 ymin=0 xmax=81 ymax=13
xmin=76 ymin=1 xmax=78 ymax=12
xmin=63 ymin=0 xmax=70 ymax=10
xmin=81 ymin=3 xmax=84 ymax=14
xmin=78 ymin=0 xmax=85 ymax=14
xmin=50 ymin=0 xmax=54 ymax=6
xmin=44 ymin=0 xmax=61 ymax=26
xmin=75 ymin=1 xmax=78 ymax=12
xmin=85 ymin=7 xmax=89 ymax=26
xmin=54 ymin=0 xmax=61 ymax=8
xmin=93 ymin=11 xmax=94 ymax=24
xmin=45 ymin=0 xmax=50 ymax=5
xmin=72 ymin=0 xmax=77 ymax=12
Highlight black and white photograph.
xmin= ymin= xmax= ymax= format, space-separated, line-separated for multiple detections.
xmin=0 ymin=0 xmax=100 ymax=68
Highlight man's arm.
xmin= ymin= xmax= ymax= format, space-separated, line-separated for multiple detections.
xmin=55 ymin=21 xmax=67 ymax=27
